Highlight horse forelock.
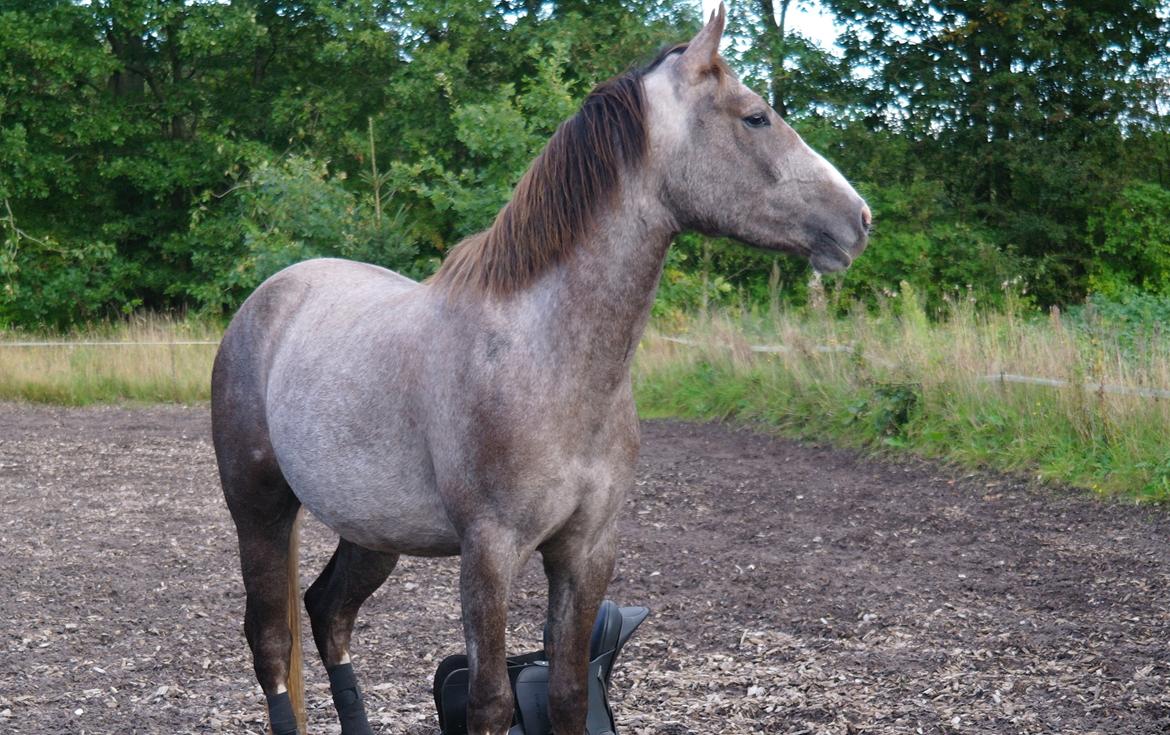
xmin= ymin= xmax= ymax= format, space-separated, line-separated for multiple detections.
xmin=431 ymin=48 xmax=699 ymax=297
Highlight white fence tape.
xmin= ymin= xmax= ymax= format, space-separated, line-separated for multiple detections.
xmin=651 ymin=334 xmax=1168 ymax=400
xmin=656 ymin=335 xmax=853 ymax=355
xmin=979 ymin=373 xmax=1170 ymax=400
xmin=6 ymin=336 xmax=1168 ymax=399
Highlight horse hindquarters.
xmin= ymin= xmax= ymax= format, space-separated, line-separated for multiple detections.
xmin=212 ymin=303 xmax=308 ymax=735
xmin=214 ymin=270 xmax=405 ymax=735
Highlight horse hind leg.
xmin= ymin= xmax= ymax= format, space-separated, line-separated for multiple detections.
xmin=214 ymin=391 xmax=307 ymax=735
xmin=305 ymin=538 xmax=399 ymax=735
xmin=223 ymin=473 xmax=305 ymax=735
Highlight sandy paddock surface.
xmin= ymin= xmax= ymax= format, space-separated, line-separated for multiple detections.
xmin=1 ymin=403 xmax=1169 ymax=734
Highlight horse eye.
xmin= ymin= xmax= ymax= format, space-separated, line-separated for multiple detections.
xmin=743 ymin=113 xmax=770 ymax=129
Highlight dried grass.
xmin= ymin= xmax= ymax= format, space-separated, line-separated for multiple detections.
xmin=0 ymin=315 xmax=219 ymax=404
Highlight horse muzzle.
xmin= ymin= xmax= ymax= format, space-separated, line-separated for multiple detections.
xmin=807 ymin=207 xmax=869 ymax=273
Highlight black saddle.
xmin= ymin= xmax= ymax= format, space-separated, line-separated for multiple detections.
xmin=433 ymin=601 xmax=649 ymax=735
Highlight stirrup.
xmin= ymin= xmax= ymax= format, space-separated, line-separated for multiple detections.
xmin=433 ymin=601 xmax=649 ymax=735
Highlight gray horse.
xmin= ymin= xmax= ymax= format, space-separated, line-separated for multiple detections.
xmin=211 ymin=5 xmax=869 ymax=734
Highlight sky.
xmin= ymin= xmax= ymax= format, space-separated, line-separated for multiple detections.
xmin=701 ymin=0 xmax=842 ymax=52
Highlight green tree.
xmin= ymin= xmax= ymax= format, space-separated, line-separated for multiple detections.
xmin=725 ymin=1 xmax=857 ymax=118
xmin=822 ymin=0 xmax=1170 ymax=303
xmin=176 ymin=155 xmax=414 ymax=313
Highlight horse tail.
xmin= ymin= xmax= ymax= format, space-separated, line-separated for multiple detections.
xmin=286 ymin=508 xmax=306 ymax=733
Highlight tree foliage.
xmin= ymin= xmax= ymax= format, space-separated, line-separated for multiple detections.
xmin=0 ymin=0 xmax=1167 ymax=328
xmin=820 ymin=0 xmax=1170 ymax=303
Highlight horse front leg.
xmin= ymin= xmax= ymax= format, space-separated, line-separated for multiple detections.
xmin=460 ymin=524 xmax=525 ymax=735
xmin=542 ymin=524 xmax=618 ymax=734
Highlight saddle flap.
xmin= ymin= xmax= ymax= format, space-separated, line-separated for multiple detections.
xmin=584 ymin=659 xmax=616 ymax=735
xmin=588 ymin=600 xmax=622 ymax=662
xmin=434 ymin=655 xmax=470 ymax=735
xmin=513 ymin=662 xmax=551 ymax=735
xmin=590 ymin=603 xmax=650 ymax=687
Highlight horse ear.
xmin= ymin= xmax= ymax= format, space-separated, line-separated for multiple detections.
xmin=677 ymin=3 xmax=726 ymax=80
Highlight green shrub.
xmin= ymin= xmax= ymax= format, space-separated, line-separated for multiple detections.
xmin=173 ymin=155 xmax=416 ymax=314
xmin=1087 ymin=182 xmax=1170 ymax=297
xmin=0 ymin=208 xmax=140 ymax=330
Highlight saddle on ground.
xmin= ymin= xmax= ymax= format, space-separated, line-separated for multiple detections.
xmin=433 ymin=601 xmax=649 ymax=735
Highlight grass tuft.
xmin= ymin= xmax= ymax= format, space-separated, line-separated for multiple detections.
xmin=634 ymin=288 xmax=1170 ymax=502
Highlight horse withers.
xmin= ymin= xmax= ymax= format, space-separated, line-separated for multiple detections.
xmin=211 ymin=5 xmax=869 ymax=734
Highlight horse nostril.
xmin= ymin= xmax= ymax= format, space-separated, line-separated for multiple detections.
xmin=860 ymin=204 xmax=872 ymax=232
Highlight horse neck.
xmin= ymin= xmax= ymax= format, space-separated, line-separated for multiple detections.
xmin=528 ymin=174 xmax=677 ymax=380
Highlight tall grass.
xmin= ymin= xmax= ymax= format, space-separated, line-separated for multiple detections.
xmin=4 ymin=296 xmax=1168 ymax=500
xmin=0 ymin=315 xmax=220 ymax=404
xmin=634 ymin=285 xmax=1170 ymax=501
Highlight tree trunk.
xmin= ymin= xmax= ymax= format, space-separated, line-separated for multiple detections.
xmin=758 ymin=0 xmax=791 ymax=117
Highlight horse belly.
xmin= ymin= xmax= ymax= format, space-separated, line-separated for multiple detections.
xmin=259 ymin=279 xmax=460 ymax=556
xmin=267 ymin=375 xmax=461 ymax=557
xmin=283 ymin=449 xmax=461 ymax=556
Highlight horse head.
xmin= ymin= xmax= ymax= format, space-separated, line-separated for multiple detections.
xmin=645 ymin=3 xmax=870 ymax=273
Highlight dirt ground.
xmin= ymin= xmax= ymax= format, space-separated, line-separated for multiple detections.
xmin=1 ymin=404 xmax=1169 ymax=735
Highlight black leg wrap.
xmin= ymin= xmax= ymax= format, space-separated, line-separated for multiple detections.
xmin=328 ymin=663 xmax=374 ymax=735
xmin=265 ymin=691 xmax=300 ymax=735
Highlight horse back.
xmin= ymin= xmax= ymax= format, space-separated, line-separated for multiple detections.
xmin=214 ymin=258 xmax=414 ymax=408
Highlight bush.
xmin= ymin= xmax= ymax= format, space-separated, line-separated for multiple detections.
xmin=1087 ymin=182 xmax=1170 ymax=297
xmin=1066 ymin=289 xmax=1170 ymax=355
xmin=0 ymin=207 xmax=140 ymax=330
xmin=172 ymin=155 xmax=416 ymax=314
xmin=826 ymin=179 xmax=1021 ymax=312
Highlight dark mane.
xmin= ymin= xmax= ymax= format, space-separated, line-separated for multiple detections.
xmin=429 ymin=46 xmax=687 ymax=296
